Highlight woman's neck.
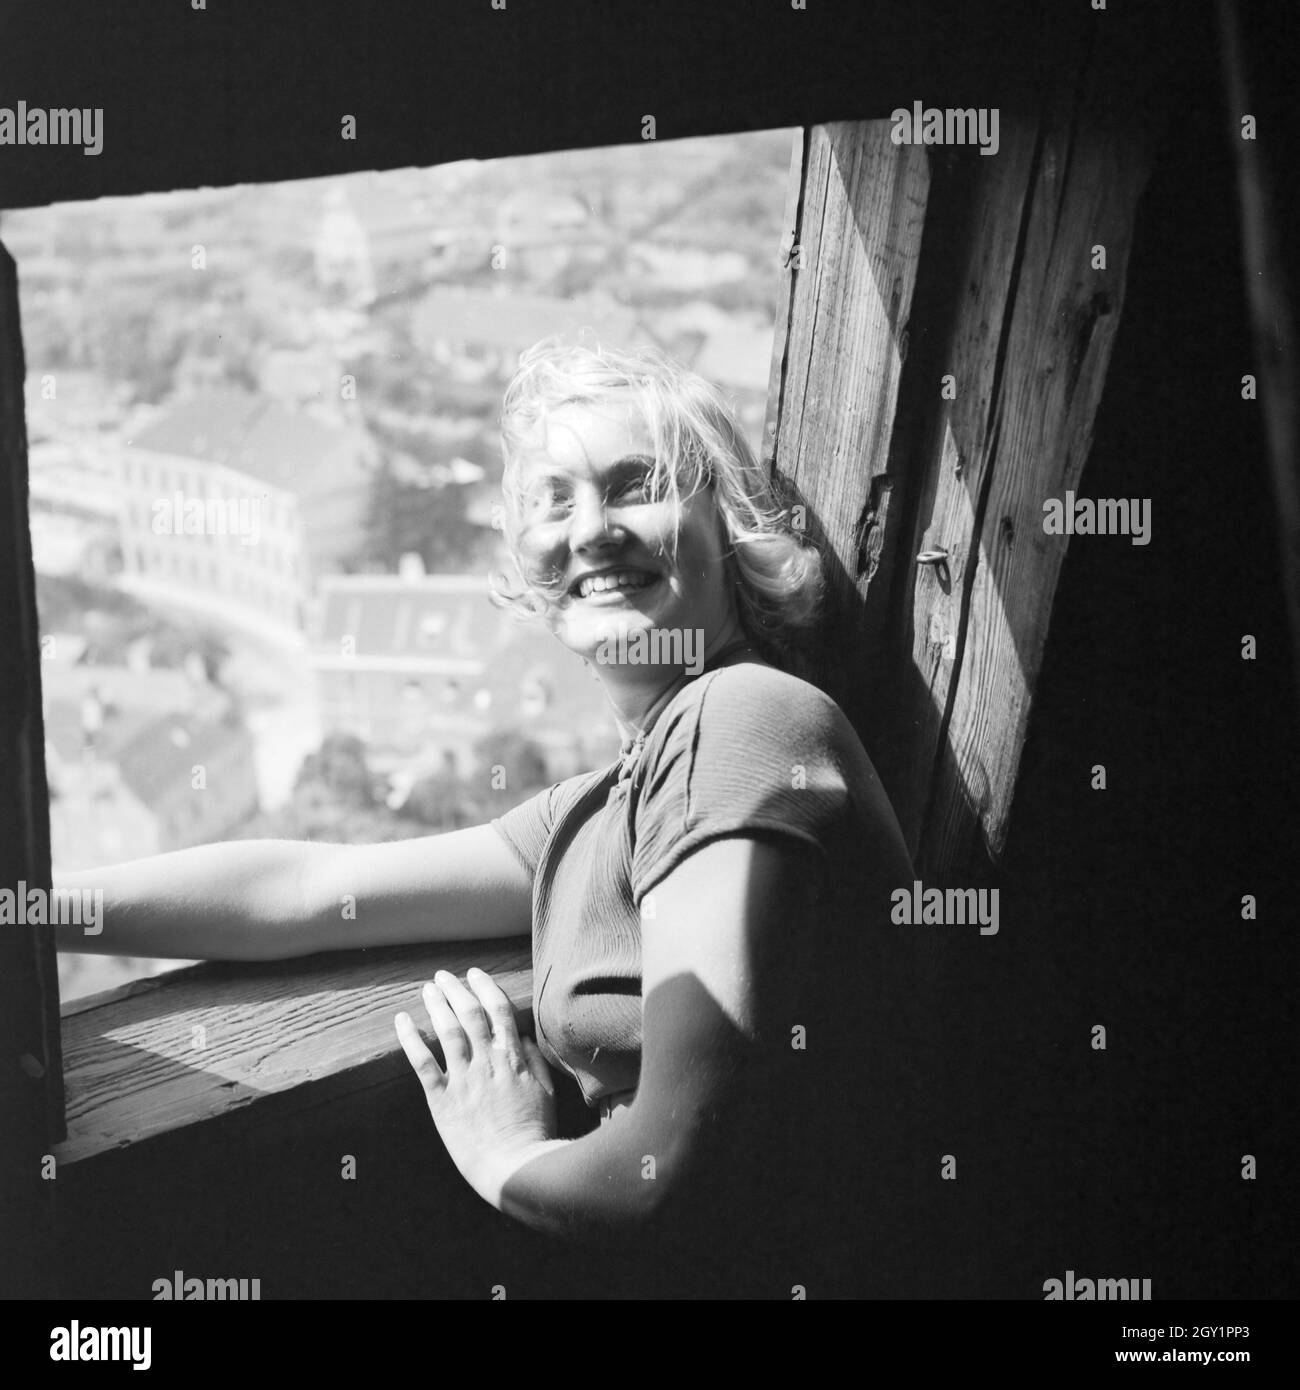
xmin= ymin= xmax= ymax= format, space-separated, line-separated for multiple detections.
xmin=597 ymin=615 xmax=754 ymax=746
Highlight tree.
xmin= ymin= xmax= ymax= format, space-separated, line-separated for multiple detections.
xmin=474 ymin=727 xmax=549 ymax=794
xmin=294 ymin=732 xmax=376 ymax=809
xmin=359 ymin=460 xmax=484 ymax=573
xmin=401 ymin=727 xmax=550 ymax=832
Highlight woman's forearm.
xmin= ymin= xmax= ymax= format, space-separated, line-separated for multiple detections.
xmin=53 ymin=822 xmax=534 ymax=961
xmin=487 ymin=1118 xmax=680 ymax=1243
xmin=54 ymin=840 xmax=322 ymax=961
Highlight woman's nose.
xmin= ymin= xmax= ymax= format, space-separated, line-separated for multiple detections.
xmin=568 ymin=487 xmax=621 ymax=551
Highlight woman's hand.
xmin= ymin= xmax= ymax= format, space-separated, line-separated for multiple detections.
xmin=395 ymin=967 xmax=563 ymax=1208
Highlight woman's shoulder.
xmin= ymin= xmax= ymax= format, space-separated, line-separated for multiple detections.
xmin=679 ymin=659 xmax=852 ymax=741
xmin=699 ymin=658 xmax=837 ymax=703
xmin=628 ymin=658 xmax=896 ymax=893
xmin=492 ymin=763 xmax=616 ymax=838
xmin=641 ymin=659 xmax=862 ymax=782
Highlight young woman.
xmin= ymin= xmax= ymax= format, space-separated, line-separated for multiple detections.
xmin=58 ymin=340 xmax=917 ymax=1296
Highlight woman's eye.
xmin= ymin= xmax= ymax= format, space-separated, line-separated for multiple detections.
xmin=524 ymin=483 xmax=572 ymax=518
xmin=613 ymin=475 xmax=653 ymax=503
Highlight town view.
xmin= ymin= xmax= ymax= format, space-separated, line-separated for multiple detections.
xmin=2 ymin=128 xmax=796 ymax=998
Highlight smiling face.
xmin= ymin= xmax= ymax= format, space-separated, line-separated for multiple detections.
xmin=508 ymin=395 xmax=737 ymax=672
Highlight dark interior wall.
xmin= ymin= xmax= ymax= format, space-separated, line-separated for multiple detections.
xmin=0 ymin=0 xmax=1061 ymax=209
xmin=55 ymin=1070 xmax=623 ymax=1301
xmin=933 ymin=4 xmax=1299 ymax=1298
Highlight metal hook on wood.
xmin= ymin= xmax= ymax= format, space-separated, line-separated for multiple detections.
xmin=916 ymin=546 xmax=951 ymax=590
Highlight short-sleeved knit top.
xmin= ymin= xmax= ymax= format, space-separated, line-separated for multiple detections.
xmin=491 ymin=652 xmax=912 ymax=1109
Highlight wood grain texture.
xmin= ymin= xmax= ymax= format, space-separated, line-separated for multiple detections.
xmin=57 ymin=940 xmax=532 ymax=1165
xmin=766 ymin=121 xmax=930 ymax=707
xmin=867 ymin=123 xmax=1041 ymax=852
xmin=769 ymin=22 xmax=1162 ymax=879
xmin=916 ymin=37 xmax=1160 ymax=873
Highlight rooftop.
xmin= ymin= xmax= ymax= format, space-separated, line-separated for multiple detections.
xmin=315 ymin=574 xmax=506 ymax=662
xmin=128 ymin=388 xmax=374 ymax=497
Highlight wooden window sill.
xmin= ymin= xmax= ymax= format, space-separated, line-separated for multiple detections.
xmin=55 ymin=939 xmax=533 ymax=1166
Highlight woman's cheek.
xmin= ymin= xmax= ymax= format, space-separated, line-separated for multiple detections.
xmin=514 ymin=525 xmax=565 ymax=586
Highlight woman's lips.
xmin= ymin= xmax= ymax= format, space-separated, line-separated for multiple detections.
xmin=569 ymin=569 xmax=660 ymax=602
xmin=572 ymin=581 xmax=661 ymax=607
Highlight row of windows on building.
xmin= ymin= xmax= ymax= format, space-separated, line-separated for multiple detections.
xmin=126 ymin=545 xmax=300 ymax=619
xmin=125 ymin=494 xmax=298 ymax=536
xmin=119 ymin=459 xmax=297 ymax=534
xmin=128 ymin=536 xmax=302 ymax=583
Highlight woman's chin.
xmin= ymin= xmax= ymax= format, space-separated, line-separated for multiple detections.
xmin=553 ymin=605 xmax=666 ymax=664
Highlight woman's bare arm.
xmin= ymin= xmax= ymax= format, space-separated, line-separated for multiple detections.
xmin=54 ymin=823 xmax=533 ymax=961
xmin=397 ymin=834 xmax=852 ymax=1238
xmin=481 ymin=835 xmax=820 ymax=1235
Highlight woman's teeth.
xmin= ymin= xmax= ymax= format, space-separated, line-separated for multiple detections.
xmin=575 ymin=570 xmax=655 ymax=599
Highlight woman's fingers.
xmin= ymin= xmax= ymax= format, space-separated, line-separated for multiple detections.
xmin=466 ymin=967 xmax=525 ymax=1056
xmin=394 ymin=1010 xmax=446 ymax=1098
xmin=422 ymin=977 xmax=474 ymax=1067
xmin=520 ymin=1035 xmax=556 ymax=1097
xmin=412 ymin=969 xmax=539 ymax=1078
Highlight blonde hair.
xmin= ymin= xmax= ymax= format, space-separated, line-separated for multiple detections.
xmin=489 ymin=337 xmax=823 ymax=662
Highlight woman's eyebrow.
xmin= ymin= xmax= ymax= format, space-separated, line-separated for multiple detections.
xmin=604 ymin=453 xmax=656 ymax=474
xmin=521 ymin=453 xmax=655 ymax=485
